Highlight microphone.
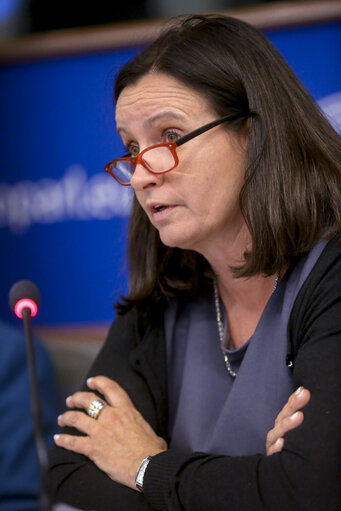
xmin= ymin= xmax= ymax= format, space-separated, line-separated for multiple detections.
xmin=9 ymin=280 xmax=40 ymax=318
xmin=9 ymin=280 xmax=51 ymax=511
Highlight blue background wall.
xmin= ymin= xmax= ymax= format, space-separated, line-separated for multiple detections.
xmin=0 ymin=20 xmax=340 ymax=325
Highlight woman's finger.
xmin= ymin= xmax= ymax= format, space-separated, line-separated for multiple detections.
xmin=266 ymin=411 xmax=304 ymax=450
xmin=266 ymin=387 xmax=311 ymax=455
xmin=58 ymin=409 xmax=99 ymax=434
xmin=275 ymin=387 xmax=310 ymax=424
xmin=54 ymin=431 xmax=92 ymax=457
xmin=65 ymin=391 xmax=105 ymax=411
xmin=86 ymin=375 xmax=133 ymax=408
xmin=267 ymin=437 xmax=284 ymax=456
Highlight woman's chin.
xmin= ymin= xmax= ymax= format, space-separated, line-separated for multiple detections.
xmin=159 ymin=229 xmax=200 ymax=252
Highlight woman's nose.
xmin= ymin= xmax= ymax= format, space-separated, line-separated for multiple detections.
xmin=130 ymin=163 xmax=164 ymax=191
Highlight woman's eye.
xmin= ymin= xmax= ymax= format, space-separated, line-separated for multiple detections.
xmin=128 ymin=145 xmax=139 ymax=157
xmin=165 ymin=131 xmax=180 ymax=143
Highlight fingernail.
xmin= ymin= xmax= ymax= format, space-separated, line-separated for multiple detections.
xmin=65 ymin=396 xmax=72 ymax=404
xmin=295 ymin=386 xmax=304 ymax=397
xmin=87 ymin=377 xmax=93 ymax=385
xmin=290 ymin=412 xmax=300 ymax=421
xmin=57 ymin=414 xmax=62 ymax=422
xmin=274 ymin=438 xmax=282 ymax=446
xmin=54 ymin=434 xmax=60 ymax=441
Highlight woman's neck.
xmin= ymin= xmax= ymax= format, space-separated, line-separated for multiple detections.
xmin=202 ymin=226 xmax=278 ymax=348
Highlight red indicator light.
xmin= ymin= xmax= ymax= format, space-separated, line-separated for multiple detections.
xmin=14 ymin=298 xmax=38 ymax=318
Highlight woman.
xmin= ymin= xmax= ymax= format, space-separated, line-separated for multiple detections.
xmin=49 ymin=15 xmax=341 ymax=510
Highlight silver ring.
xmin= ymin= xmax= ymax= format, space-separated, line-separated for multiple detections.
xmin=87 ymin=399 xmax=105 ymax=420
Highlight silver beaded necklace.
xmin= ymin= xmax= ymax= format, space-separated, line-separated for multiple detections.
xmin=213 ymin=273 xmax=279 ymax=378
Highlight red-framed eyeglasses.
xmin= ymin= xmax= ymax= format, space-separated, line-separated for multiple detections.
xmin=104 ymin=112 xmax=241 ymax=186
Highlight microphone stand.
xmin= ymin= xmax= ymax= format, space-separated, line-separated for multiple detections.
xmin=22 ymin=307 xmax=51 ymax=511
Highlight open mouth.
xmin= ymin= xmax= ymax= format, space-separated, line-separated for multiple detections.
xmin=154 ymin=205 xmax=168 ymax=212
xmin=149 ymin=203 xmax=177 ymax=219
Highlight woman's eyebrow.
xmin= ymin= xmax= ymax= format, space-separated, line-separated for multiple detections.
xmin=144 ymin=110 xmax=187 ymax=127
xmin=116 ymin=110 xmax=187 ymax=136
xmin=116 ymin=126 xmax=127 ymax=136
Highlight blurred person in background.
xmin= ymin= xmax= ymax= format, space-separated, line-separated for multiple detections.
xmin=0 ymin=319 xmax=59 ymax=511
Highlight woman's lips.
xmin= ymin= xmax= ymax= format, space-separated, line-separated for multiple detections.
xmin=149 ymin=203 xmax=177 ymax=220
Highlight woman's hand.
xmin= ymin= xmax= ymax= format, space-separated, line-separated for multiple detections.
xmin=54 ymin=375 xmax=167 ymax=490
xmin=266 ymin=386 xmax=311 ymax=455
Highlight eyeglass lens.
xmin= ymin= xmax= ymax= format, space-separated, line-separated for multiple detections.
xmin=113 ymin=145 xmax=176 ymax=183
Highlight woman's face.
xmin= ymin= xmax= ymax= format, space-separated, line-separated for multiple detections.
xmin=115 ymin=73 xmax=248 ymax=256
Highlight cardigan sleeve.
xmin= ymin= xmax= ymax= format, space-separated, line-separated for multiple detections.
xmin=142 ymin=240 xmax=341 ymax=511
xmin=48 ymin=309 xmax=166 ymax=511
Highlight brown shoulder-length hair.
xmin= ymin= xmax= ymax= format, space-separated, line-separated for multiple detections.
xmin=114 ymin=14 xmax=341 ymax=314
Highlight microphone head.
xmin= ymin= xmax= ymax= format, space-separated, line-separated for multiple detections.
xmin=9 ymin=280 xmax=41 ymax=318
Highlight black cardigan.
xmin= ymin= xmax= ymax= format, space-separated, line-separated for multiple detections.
xmin=49 ymin=238 xmax=341 ymax=510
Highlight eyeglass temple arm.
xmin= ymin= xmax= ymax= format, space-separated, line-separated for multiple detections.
xmin=175 ymin=112 xmax=245 ymax=147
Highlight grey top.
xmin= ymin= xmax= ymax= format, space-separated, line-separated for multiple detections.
xmin=165 ymin=240 xmax=327 ymax=456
